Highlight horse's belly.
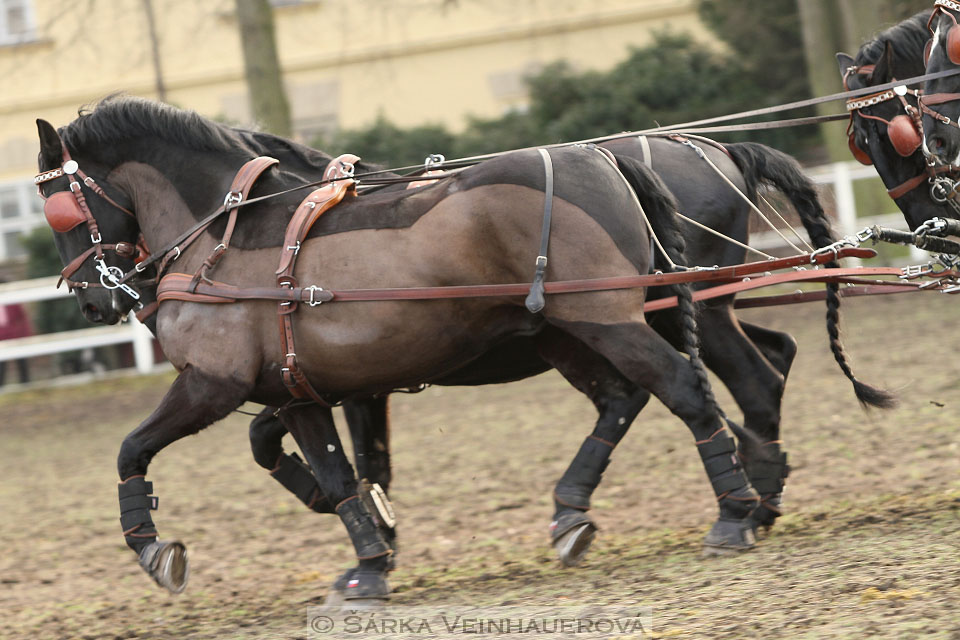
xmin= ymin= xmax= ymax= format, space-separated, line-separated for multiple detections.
xmin=290 ymin=300 xmax=524 ymax=393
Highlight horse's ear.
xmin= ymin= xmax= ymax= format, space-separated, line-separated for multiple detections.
xmin=836 ymin=52 xmax=856 ymax=78
xmin=36 ymin=119 xmax=62 ymax=167
xmin=871 ymin=42 xmax=895 ymax=85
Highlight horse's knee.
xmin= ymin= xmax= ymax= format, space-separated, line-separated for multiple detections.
xmin=118 ymin=434 xmax=153 ymax=479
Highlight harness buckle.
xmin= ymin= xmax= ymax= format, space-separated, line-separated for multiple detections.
xmin=304 ymin=285 xmax=325 ymax=307
xmin=135 ymin=261 xmax=148 ymax=273
xmin=901 ymin=263 xmax=934 ymax=279
xmin=535 ymin=255 xmax=548 ymax=269
xmin=424 ymin=154 xmax=446 ymax=170
xmin=286 ymin=241 xmax=301 ymax=254
xmin=855 ymin=226 xmax=875 ymax=243
xmin=90 ymin=232 xmax=102 ymax=244
xmin=223 ymin=191 xmax=242 ymax=210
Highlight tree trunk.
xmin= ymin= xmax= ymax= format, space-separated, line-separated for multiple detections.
xmin=235 ymin=0 xmax=292 ymax=137
xmin=797 ymin=0 xmax=849 ymax=161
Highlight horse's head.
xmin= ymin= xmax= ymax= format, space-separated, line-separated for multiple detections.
xmin=36 ymin=118 xmax=142 ymax=325
xmin=921 ymin=2 xmax=960 ymax=166
xmin=837 ymin=44 xmax=942 ymax=227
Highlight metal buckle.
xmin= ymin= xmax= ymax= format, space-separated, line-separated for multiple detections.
xmin=286 ymin=241 xmax=301 ymax=254
xmin=305 ymin=285 xmax=324 ymax=307
xmin=424 ymin=153 xmax=446 ymax=170
xmin=535 ymin=255 xmax=548 ymax=268
xmin=855 ymin=227 xmax=875 ymax=243
xmin=223 ymin=191 xmax=242 ymax=210
xmin=90 ymin=232 xmax=102 ymax=244
xmin=901 ymin=263 xmax=934 ymax=278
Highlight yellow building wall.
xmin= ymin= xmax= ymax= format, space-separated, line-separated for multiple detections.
xmin=1 ymin=0 xmax=707 ymax=181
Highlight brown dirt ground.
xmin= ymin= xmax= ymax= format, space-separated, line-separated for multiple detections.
xmin=1 ymin=292 xmax=959 ymax=639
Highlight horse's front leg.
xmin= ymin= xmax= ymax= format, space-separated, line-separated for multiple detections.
xmin=117 ymin=365 xmax=252 ymax=593
xmin=277 ymin=403 xmax=392 ymax=607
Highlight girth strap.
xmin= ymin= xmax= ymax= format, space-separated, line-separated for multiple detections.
xmin=524 ymin=149 xmax=554 ymax=313
xmin=276 ymin=154 xmax=358 ymax=405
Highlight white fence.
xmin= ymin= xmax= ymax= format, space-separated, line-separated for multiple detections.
xmin=0 ymin=276 xmax=159 ymax=377
xmin=0 ymin=160 xmax=929 ymax=387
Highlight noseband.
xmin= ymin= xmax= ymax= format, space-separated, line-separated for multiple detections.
xmin=34 ymin=144 xmax=141 ymax=300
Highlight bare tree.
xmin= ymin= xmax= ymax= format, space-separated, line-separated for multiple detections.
xmin=235 ymin=0 xmax=292 ymax=137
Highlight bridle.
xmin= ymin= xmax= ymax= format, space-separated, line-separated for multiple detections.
xmin=841 ymin=64 xmax=952 ymax=200
xmin=34 ymin=142 xmax=142 ymax=300
xmin=919 ymin=1 xmax=960 ymax=136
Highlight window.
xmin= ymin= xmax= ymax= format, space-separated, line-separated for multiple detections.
xmin=0 ymin=0 xmax=35 ymax=46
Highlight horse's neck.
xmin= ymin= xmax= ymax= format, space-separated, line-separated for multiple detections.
xmin=111 ymin=159 xmax=228 ymax=256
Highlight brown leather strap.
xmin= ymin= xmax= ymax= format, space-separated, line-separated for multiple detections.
xmin=157 ymin=248 xmax=884 ymax=306
xmin=733 ymin=282 xmax=925 ymax=309
xmin=275 ymin=154 xmax=358 ymax=405
xmin=643 ymin=266 xmax=909 ymax=312
xmin=192 ymin=156 xmax=280 ymax=287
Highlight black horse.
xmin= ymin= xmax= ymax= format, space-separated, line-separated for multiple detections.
xmin=838 ymin=9 xmax=949 ymax=229
xmin=920 ymin=2 xmax=960 ymax=172
xmin=38 ymin=97 xmax=770 ymax=602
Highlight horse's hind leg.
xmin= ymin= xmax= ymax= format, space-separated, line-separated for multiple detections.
xmin=277 ymin=403 xmax=392 ymax=607
xmin=249 ymin=400 xmax=397 ymax=547
xmin=549 ymin=316 xmax=760 ymax=554
xmin=535 ymin=328 xmax=650 ymax=566
xmin=734 ymin=319 xmax=796 ymax=529
xmin=740 ymin=320 xmax=798 ymax=380
xmin=117 ymin=365 xmax=252 ymax=592
xmin=651 ymin=305 xmax=794 ymax=533
xmin=694 ymin=307 xmax=793 ymax=533
xmin=249 ymin=407 xmax=333 ymax=513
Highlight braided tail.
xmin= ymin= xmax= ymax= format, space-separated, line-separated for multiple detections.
xmin=611 ymin=153 xmax=721 ymax=418
xmin=724 ymin=142 xmax=897 ymax=409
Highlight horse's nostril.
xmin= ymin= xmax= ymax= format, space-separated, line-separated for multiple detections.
xmin=929 ymin=135 xmax=952 ymax=154
xmin=84 ymin=303 xmax=103 ymax=321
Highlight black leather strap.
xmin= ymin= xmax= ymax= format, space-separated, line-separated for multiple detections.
xmin=525 ymin=148 xmax=554 ymax=313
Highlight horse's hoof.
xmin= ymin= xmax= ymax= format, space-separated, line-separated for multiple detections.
xmin=325 ymin=568 xmax=390 ymax=607
xmin=748 ymin=497 xmax=783 ymax=535
xmin=138 ymin=540 xmax=189 ymax=593
xmin=550 ymin=511 xmax=597 ymax=567
xmin=702 ymin=518 xmax=756 ymax=557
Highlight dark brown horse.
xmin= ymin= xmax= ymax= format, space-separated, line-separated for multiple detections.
xmin=235 ymin=129 xmax=887 ymax=577
xmin=38 ymin=98 xmax=766 ymax=601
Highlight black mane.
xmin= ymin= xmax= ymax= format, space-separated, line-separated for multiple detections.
xmin=59 ymin=95 xmax=389 ymax=176
xmin=855 ymin=10 xmax=931 ymax=71
xmin=60 ymin=95 xmax=246 ymax=154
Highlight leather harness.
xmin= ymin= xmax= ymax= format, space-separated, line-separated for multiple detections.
xmin=37 ymin=146 xmax=922 ymax=407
